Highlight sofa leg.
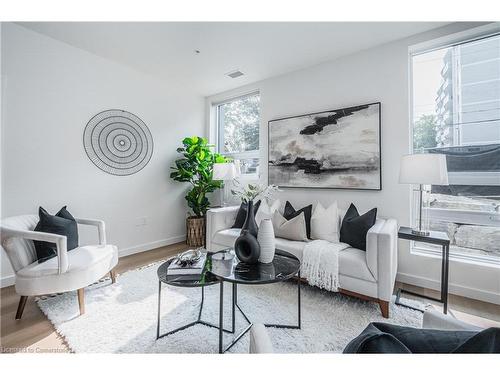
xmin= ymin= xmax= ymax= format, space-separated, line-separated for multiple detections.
xmin=77 ymin=288 xmax=85 ymax=315
xmin=110 ymin=269 xmax=117 ymax=284
xmin=379 ymin=300 xmax=389 ymax=318
xmin=15 ymin=296 xmax=28 ymax=320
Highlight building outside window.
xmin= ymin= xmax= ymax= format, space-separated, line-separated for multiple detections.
xmin=215 ymin=92 xmax=260 ymax=177
xmin=411 ymin=33 xmax=500 ymax=262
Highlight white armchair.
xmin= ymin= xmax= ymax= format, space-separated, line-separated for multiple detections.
xmin=1 ymin=214 xmax=118 ymax=319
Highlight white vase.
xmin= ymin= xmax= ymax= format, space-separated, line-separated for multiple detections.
xmin=257 ymin=219 xmax=275 ymax=263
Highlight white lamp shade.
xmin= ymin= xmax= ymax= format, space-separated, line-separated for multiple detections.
xmin=213 ymin=162 xmax=240 ymax=180
xmin=399 ymin=154 xmax=449 ymax=185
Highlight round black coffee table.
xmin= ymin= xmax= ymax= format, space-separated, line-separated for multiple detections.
xmin=209 ymin=248 xmax=301 ymax=353
xmin=156 ymin=254 xmax=234 ymax=340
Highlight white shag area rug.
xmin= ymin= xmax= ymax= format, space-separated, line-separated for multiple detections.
xmin=38 ymin=262 xmax=424 ymax=353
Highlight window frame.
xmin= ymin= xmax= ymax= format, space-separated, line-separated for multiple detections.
xmin=214 ymin=90 xmax=261 ymax=179
xmin=408 ymin=24 xmax=500 ymax=265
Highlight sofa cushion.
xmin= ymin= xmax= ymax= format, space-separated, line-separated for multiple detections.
xmin=232 ymin=200 xmax=261 ymax=229
xmin=339 ymin=247 xmax=376 ymax=282
xmin=340 ymin=203 xmax=377 ymax=251
xmin=34 ymin=206 xmax=79 ymax=263
xmin=255 ymin=199 xmax=281 ymax=227
xmin=272 ymin=211 xmax=308 ymax=242
xmin=311 ymin=201 xmax=339 ymax=242
xmin=344 ymin=322 xmax=500 ymax=353
xmin=283 ymin=201 xmax=313 ymax=239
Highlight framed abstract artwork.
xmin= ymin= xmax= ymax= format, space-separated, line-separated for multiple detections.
xmin=268 ymin=102 xmax=381 ymax=190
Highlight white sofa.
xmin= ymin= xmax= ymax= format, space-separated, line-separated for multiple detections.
xmin=206 ymin=205 xmax=398 ymax=318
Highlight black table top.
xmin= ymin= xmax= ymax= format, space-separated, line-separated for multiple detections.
xmin=398 ymin=226 xmax=450 ymax=246
xmin=157 ymin=248 xmax=301 ymax=287
xmin=209 ymin=249 xmax=301 ymax=285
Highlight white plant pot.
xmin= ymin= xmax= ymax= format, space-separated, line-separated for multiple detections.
xmin=257 ymin=219 xmax=275 ymax=263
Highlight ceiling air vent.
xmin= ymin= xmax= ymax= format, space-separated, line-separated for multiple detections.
xmin=226 ymin=70 xmax=244 ymax=79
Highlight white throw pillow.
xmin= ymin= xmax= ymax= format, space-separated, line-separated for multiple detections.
xmin=272 ymin=211 xmax=308 ymax=242
xmin=310 ymin=201 xmax=339 ymax=242
xmin=255 ymin=199 xmax=281 ymax=227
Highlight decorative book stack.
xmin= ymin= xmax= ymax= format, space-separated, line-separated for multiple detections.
xmin=167 ymin=253 xmax=207 ymax=276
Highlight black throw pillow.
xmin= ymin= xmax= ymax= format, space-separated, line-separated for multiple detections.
xmin=344 ymin=322 xmax=500 ymax=354
xmin=232 ymin=200 xmax=261 ymax=228
xmin=34 ymin=206 xmax=79 ymax=263
xmin=339 ymin=203 xmax=377 ymax=251
xmin=283 ymin=201 xmax=313 ymax=239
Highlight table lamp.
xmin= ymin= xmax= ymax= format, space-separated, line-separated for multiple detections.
xmin=399 ymin=154 xmax=449 ymax=236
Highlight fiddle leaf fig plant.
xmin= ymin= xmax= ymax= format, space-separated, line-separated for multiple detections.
xmin=170 ymin=136 xmax=228 ymax=217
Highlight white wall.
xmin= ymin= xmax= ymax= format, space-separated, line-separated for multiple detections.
xmin=1 ymin=23 xmax=205 ymax=286
xmin=207 ymin=23 xmax=500 ymax=304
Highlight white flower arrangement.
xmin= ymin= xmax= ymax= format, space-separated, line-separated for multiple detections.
xmin=230 ymin=180 xmax=281 ymax=203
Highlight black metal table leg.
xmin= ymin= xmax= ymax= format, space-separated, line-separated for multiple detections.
xmin=232 ymin=283 xmax=236 ymax=333
xmin=297 ymin=270 xmax=301 ymax=329
xmin=443 ymin=244 xmax=450 ymax=314
xmin=157 ymin=281 xmax=232 ymax=341
xmin=156 ymin=281 xmax=161 ymax=339
xmin=220 ymin=274 xmax=302 ymax=353
xmin=219 ymin=281 xmax=224 ymax=354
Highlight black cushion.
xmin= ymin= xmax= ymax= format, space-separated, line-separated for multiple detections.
xmin=343 ymin=322 xmax=500 ymax=354
xmin=283 ymin=201 xmax=313 ymax=239
xmin=339 ymin=203 xmax=377 ymax=251
xmin=33 ymin=206 xmax=79 ymax=263
xmin=232 ymin=200 xmax=261 ymax=228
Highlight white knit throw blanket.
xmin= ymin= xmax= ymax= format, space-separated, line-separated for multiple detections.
xmin=301 ymin=240 xmax=350 ymax=292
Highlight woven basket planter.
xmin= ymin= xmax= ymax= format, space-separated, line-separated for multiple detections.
xmin=186 ymin=216 xmax=206 ymax=247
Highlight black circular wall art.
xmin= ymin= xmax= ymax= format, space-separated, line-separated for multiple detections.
xmin=83 ymin=109 xmax=153 ymax=176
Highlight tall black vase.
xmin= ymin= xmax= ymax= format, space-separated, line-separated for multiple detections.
xmin=241 ymin=200 xmax=258 ymax=237
xmin=235 ymin=200 xmax=260 ymax=264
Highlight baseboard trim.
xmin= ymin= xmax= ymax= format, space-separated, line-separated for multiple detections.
xmin=0 ymin=235 xmax=187 ymax=288
xmin=396 ymin=272 xmax=500 ymax=305
xmin=0 ymin=274 xmax=15 ymax=288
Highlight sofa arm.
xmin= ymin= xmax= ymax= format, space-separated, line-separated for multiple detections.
xmin=249 ymin=323 xmax=274 ymax=353
xmin=206 ymin=206 xmax=239 ymax=252
xmin=423 ymin=309 xmax=480 ymax=331
xmin=366 ymin=218 xmax=398 ymax=302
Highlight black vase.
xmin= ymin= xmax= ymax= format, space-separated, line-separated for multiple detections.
xmin=241 ymin=200 xmax=258 ymax=237
xmin=234 ymin=230 xmax=261 ymax=264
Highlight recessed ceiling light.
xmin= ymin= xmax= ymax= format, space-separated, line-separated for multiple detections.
xmin=194 ymin=50 xmax=200 ymax=54
xmin=226 ymin=70 xmax=244 ymax=79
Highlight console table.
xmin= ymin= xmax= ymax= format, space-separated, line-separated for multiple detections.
xmin=395 ymin=226 xmax=451 ymax=314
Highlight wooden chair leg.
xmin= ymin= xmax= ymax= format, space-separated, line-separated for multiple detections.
xmin=379 ymin=300 xmax=389 ymax=318
xmin=77 ymin=288 xmax=85 ymax=315
xmin=110 ymin=269 xmax=117 ymax=284
xmin=15 ymin=296 xmax=28 ymax=320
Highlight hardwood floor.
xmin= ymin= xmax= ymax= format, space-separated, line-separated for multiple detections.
xmin=1 ymin=242 xmax=498 ymax=353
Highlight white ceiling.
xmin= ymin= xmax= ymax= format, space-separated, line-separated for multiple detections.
xmin=19 ymin=22 xmax=450 ymax=96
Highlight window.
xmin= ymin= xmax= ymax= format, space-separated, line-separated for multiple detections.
xmin=411 ymin=33 xmax=500 ymax=262
xmin=216 ymin=92 xmax=260 ymax=176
